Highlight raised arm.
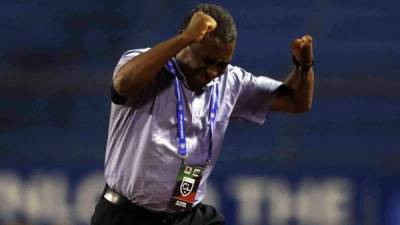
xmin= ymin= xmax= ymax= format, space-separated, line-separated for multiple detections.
xmin=113 ymin=11 xmax=217 ymax=99
xmin=270 ymin=35 xmax=315 ymax=113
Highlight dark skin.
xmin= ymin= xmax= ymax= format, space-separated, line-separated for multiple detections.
xmin=175 ymin=35 xmax=235 ymax=93
xmin=113 ymin=11 xmax=314 ymax=113
xmin=177 ymin=34 xmax=314 ymax=113
xmin=113 ymin=11 xmax=215 ymax=99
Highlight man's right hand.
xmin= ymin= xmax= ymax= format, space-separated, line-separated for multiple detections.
xmin=182 ymin=11 xmax=217 ymax=43
xmin=113 ymin=11 xmax=217 ymax=100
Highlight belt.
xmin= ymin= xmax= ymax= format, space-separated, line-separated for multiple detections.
xmin=102 ymin=185 xmax=131 ymax=206
xmin=102 ymin=185 xmax=195 ymax=222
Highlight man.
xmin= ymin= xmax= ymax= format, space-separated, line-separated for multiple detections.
xmin=91 ymin=3 xmax=314 ymax=225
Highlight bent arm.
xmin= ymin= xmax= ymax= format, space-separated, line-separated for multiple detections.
xmin=113 ymin=35 xmax=193 ymax=98
xmin=270 ymin=35 xmax=315 ymax=113
xmin=271 ymin=67 xmax=314 ymax=113
xmin=113 ymin=11 xmax=217 ymax=99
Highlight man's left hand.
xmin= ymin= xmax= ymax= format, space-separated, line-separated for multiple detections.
xmin=291 ymin=35 xmax=314 ymax=67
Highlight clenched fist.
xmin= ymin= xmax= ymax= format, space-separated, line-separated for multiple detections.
xmin=182 ymin=11 xmax=217 ymax=43
xmin=291 ymin=35 xmax=314 ymax=67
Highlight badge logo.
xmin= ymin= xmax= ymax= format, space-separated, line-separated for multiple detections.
xmin=184 ymin=166 xmax=193 ymax=175
xmin=192 ymin=168 xmax=201 ymax=177
xmin=180 ymin=176 xmax=195 ymax=196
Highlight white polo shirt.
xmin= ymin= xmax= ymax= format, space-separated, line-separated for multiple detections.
xmin=104 ymin=48 xmax=282 ymax=212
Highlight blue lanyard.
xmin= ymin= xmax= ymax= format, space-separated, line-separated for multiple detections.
xmin=165 ymin=59 xmax=218 ymax=164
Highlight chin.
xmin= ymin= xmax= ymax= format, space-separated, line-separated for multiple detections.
xmin=191 ymin=84 xmax=206 ymax=95
xmin=192 ymin=86 xmax=204 ymax=93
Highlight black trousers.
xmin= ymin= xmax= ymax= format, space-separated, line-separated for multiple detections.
xmin=91 ymin=197 xmax=224 ymax=225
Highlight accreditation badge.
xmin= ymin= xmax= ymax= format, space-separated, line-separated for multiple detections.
xmin=169 ymin=164 xmax=205 ymax=210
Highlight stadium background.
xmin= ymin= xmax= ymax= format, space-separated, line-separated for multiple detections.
xmin=1 ymin=0 xmax=399 ymax=224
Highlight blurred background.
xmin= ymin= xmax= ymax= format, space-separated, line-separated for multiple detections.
xmin=0 ymin=0 xmax=399 ymax=224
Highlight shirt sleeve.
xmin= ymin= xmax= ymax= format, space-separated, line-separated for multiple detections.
xmin=111 ymin=48 xmax=150 ymax=105
xmin=229 ymin=65 xmax=282 ymax=125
